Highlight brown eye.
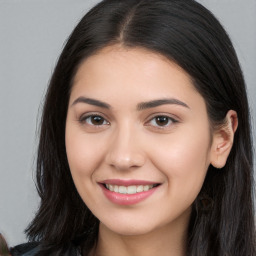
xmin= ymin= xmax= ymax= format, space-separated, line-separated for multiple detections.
xmin=90 ymin=116 xmax=105 ymax=125
xmin=148 ymin=115 xmax=177 ymax=128
xmin=155 ymin=116 xmax=169 ymax=126
xmin=81 ymin=115 xmax=109 ymax=126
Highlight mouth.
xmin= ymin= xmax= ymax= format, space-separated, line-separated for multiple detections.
xmin=103 ymin=183 xmax=160 ymax=195
xmin=99 ymin=179 xmax=161 ymax=205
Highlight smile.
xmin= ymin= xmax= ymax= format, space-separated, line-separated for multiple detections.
xmin=104 ymin=184 xmax=158 ymax=194
xmin=100 ymin=180 xmax=160 ymax=205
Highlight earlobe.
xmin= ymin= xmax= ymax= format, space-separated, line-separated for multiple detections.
xmin=210 ymin=110 xmax=238 ymax=169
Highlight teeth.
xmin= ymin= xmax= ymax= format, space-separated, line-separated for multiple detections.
xmin=118 ymin=186 xmax=126 ymax=194
xmin=105 ymin=184 xmax=156 ymax=194
xmin=144 ymin=185 xmax=149 ymax=191
xmin=136 ymin=185 xmax=143 ymax=193
xmin=127 ymin=185 xmax=136 ymax=194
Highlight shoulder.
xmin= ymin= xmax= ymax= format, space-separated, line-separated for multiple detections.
xmin=10 ymin=242 xmax=40 ymax=256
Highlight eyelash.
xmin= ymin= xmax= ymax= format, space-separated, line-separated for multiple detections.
xmin=145 ymin=115 xmax=178 ymax=129
xmin=79 ymin=114 xmax=110 ymax=127
xmin=79 ymin=113 xmax=178 ymax=130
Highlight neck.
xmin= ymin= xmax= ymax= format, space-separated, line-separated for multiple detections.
xmin=91 ymin=210 xmax=190 ymax=256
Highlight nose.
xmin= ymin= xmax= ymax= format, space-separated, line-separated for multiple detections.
xmin=105 ymin=125 xmax=145 ymax=171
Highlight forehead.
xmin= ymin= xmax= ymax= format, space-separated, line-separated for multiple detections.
xmin=74 ymin=45 xmax=190 ymax=80
xmin=70 ymin=45 xmax=204 ymax=110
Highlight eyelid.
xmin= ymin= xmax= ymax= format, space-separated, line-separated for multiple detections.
xmin=78 ymin=112 xmax=110 ymax=125
xmin=144 ymin=113 xmax=179 ymax=129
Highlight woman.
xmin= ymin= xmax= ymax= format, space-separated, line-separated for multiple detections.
xmin=10 ymin=0 xmax=256 ymax=255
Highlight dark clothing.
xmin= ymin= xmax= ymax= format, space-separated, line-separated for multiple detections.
xmin=10 ymin=243 xmax=40 ymax=256
xmin=10 ymin=242 xmax=81 ymax=256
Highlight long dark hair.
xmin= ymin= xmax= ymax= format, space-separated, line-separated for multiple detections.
xmin=26 ymin=0 xmax=255 ymax=255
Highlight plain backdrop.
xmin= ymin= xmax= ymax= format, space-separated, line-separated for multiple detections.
xmin=0 ymin=0 xmax=255 ymax=247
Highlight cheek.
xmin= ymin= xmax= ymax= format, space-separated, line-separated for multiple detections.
xmin=65 ymin=125 xmax=105 ymax=182
xmin=65 ymin=128 xmax=107 ymax=207
xmin=149 ymin=127 xmax=211 ymax=198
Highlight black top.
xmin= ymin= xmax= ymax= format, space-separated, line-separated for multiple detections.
xmin=10 ymin=242 xmax=81 ymax=256
xmin=10 ymin=243 xmax=40 ymax=256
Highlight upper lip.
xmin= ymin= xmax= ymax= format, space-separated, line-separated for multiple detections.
xmin=99 ymin=179 xmax=160 ymax=186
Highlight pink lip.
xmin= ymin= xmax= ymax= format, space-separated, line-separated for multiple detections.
xmin=100 ymin=179 xmax=158 ymax=186
xmin=99 ymin=180 xmax=160 ymax=205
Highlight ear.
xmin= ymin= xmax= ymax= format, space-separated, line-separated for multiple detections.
xmin=210 ymin=110 xmax=238 ymax=169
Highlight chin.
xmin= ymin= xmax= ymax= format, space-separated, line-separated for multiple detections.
xmin=100 ymin=219 xmax=161 ymax=237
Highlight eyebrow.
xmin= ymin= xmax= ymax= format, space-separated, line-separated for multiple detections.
xmin=71 ymin=97 xmax=190 ymax=110
xmin=137 ymin=98 xmax=190 ymax=110
xmin=71 ymin=97 xmax=111 ymax=109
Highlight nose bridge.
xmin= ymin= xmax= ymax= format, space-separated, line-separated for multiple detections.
xmin=106 ymin=121 xmax=145 ymax=170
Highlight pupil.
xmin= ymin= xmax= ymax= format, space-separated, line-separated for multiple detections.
xmin=156 ymin=116 xmax=168 ymax=126
xmin=92 ymin=116 xmax=103 ymax=125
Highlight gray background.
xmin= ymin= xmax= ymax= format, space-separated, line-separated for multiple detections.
xmin=0 ymin=0 xmax=255 ymax=247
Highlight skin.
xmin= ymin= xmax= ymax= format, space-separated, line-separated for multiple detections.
xmin=65 ymin=45 xmax=237 ymax=256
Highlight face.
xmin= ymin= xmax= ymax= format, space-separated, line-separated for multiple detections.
xmin=65 ymin=46 xmax=215 ymax=236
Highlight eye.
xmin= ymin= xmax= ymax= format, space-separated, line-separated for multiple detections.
xmin=147 ymin=115 xmax=178 ymax=128
xmin=80 ymin=115 xmax=109 ymax=126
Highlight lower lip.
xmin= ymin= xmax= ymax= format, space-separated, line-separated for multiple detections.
xmin=100 ymin=184 xmax=159 ymax=205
